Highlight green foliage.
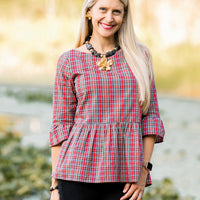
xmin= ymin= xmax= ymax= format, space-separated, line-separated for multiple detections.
xmin=0 ymin=132 xmax=51 ymax=200
xmin=6 ymin=88 xmax=53 ymax=103
xmin=154 ymin=43 xmax=200 ymax=96
xmin=143 ymin=178 xmax=194 ymax=200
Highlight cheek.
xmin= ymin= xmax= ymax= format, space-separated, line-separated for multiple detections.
xmin=116 ymin=16 xmax=123 ymax=24
xmin=115 ymin=19 xmax=123 ymax=30
xmin=92 ymin=18 xmax=100 ymax=27
xmin=93 ymin=14 xmax=104 ymax=23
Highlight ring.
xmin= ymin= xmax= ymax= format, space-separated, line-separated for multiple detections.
xmin=138 ymin=193 xmax=143 ymax=198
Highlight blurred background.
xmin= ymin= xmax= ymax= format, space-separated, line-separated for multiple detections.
xmin=0 ymin=0 xmax=199 ymax=200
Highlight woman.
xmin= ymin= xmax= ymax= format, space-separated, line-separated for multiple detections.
xmin=49 ymin=0 xmax=165 ymax=200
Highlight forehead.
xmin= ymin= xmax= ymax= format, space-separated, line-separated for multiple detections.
xmin=94 ymin=0 xmax=124 ymax=9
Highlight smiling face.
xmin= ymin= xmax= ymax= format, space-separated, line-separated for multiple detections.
xmin=89 ymin=0 xmax=125 ymax=40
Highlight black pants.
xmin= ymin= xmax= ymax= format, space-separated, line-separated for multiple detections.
xmin=58 ymin=179 xmax=127 ymax=200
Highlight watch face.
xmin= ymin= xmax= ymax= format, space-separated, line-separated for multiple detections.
xmin=147 ymin=162 xmax=152 ymax=171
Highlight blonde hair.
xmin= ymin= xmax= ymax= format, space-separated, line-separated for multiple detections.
xmin=75 ymin=0 xmax=154 ymax=115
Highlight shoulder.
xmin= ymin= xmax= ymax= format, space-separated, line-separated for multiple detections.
xmin=57 ymin=51 xmax=69 ymax=64
xmin=56 ymin=50 xmax=76 ymax=75
xmin=57 ymin=44 xmax=89 ymax=63
xmin=56 ymin=46 xmax=89 ymax=73
xmin=57 ymin=49 xmax=75 ymax=63
xmin=57 ymin=48 xmax=79 ymax=67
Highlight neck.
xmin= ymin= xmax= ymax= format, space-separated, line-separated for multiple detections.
xmin=89 ymin=34 xmax=116 ymax=54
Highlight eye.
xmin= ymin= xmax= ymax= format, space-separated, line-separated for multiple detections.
xmin=114 ymin=10 xmax=121 ymax=13
xmin=99 ymin=7 xmax=106 ymax=11
xmin=113 ymin=9 xmax=121 ymax=14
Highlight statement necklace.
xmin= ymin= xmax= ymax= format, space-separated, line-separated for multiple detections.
xmin=85 ymin=41 xmax=121 ymax=71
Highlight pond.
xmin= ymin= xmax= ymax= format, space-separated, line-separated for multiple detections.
xmin=0 ymin=84 xmax=199 ymax=200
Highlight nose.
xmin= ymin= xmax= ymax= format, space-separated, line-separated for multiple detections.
xmin=105 ymin=11 xmax=114 ymax=23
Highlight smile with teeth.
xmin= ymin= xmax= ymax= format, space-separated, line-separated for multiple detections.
xmin=100 ymin=22 xmax=115 ymax=30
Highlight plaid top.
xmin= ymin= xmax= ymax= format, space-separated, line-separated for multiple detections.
xmin=49 ymin=43 xmax=165 ymax=187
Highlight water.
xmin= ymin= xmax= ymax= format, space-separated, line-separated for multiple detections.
xmin=0 ymin=84 xmax=52 ymax=148
xmin=0 ymin=84 xmax=200 ymax=200
xmin=151 ymin=96 xmax=200 ymax=200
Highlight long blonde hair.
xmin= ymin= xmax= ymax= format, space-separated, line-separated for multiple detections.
xmin=75 ymin=0 xmax=154 ymax=115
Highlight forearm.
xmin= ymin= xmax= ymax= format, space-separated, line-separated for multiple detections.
xmin=142 ymin=135 xmax=155 ymax=163
xmin=51 ymin=143 xmax=62 ymax=186
xmin=139 ymin=135 xmax=156 ymax=180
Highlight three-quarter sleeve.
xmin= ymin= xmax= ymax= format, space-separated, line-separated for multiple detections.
xmin=49 ymin=53 xmax=77 ymax=147
xmin=141 ymin=47 xmax=165 ymax=143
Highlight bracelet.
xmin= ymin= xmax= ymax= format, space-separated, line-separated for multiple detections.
xmin=49 ymin=185 xmax=59 ymax=193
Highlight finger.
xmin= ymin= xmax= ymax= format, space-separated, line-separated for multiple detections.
xmin=136 ymin=192 xmax=144 ymax=200
xmin=122 ymin=182 xmax=131 ymax=193
xmin=129 ymin=189 xmax=140 ymax=200
xmin=135 ymin=188 xmax=144 ymax=200
xmin=120 ymin=183 xmax=137 ymax=200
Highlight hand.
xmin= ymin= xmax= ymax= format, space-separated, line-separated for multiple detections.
xmin=50 ymin=189 xmax=60 ymax=200
xmin=120 ymin=168 xmax=148 ymax=200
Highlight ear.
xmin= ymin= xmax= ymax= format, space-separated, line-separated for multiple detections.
xmin=89 ymin=9 xmax=93 ymax=16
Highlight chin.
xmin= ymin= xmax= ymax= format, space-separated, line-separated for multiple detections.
xmin=99 ymin=30 xmax=118 ymax=39
xmin=101 ymin=34 xmax=115 ymax=38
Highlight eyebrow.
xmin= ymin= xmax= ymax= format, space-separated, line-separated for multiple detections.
xmin=98 ymin=5 xmax=123 ymax=11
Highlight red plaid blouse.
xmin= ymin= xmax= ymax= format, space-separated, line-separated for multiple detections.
xmin=49 ymin=43 xmax=165 ymax=187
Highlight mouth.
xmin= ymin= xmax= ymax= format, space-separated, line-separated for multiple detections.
xmin=100 ymin=22 xmax=115 ymax=30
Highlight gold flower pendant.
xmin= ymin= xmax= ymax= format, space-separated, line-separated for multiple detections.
xmin=96 ymin=55 xmax=113 ymax=71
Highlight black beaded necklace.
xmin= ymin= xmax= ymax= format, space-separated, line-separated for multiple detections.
xmin=84 ymin=40 xmax=121 ymax=71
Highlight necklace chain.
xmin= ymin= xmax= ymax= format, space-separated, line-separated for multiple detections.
xmin=84 ymin=39 xmax=121 ymax=71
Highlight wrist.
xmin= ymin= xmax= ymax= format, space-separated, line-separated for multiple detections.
xmin=142 ymin=161 xmax=153 ymax=171
xmin=138 ymin=168 xmax=148 ymax=184
xmin=50 ymin=185 xmax=59 ymax=194
xmin=141 ymin=165 xmax=149 ymax=173
xmin=141 ymin=166 xmax=149 ymax=176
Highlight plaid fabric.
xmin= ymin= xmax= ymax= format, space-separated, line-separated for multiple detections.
xmin=49 ymin=43 xmax=165 ymax=186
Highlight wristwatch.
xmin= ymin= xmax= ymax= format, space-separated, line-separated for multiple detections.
xmin=142 ymin=161 xmax=153 ymax=171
